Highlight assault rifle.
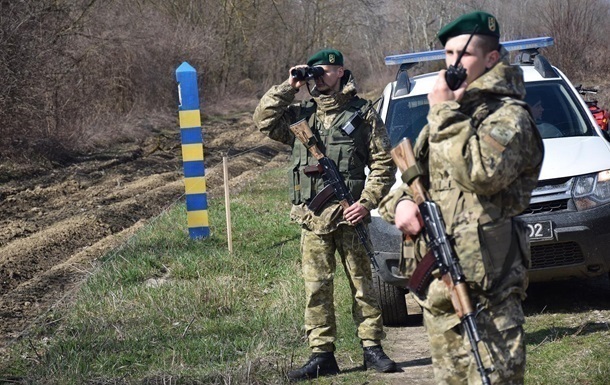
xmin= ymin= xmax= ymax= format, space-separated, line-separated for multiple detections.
xmin=391 ymin=138 xmax=493 ymax=385
xmin=289 ymin=119 xmax=379 ymax=271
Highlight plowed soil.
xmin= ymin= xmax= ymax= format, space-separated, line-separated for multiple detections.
xmin=0 ymin=111 xmax=289 ymax=349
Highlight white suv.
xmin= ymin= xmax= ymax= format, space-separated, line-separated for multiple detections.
xmin=369 ymin=37 xmax=610 ymax=325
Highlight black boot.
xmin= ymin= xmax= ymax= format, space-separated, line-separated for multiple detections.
xmin=287 ymin=352 xmax=340 ymax=381
xmin=363 ymin=345 xmax=397 ymax=373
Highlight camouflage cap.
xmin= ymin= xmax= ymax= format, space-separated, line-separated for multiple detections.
xmin=437 ymin=11 xmax=500 ymax=46
xmin=307 ymin=49 xmax=344 ymax=67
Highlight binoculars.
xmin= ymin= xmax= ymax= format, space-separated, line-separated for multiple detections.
xmin=291 ymin=66 xmax=325 ymax=81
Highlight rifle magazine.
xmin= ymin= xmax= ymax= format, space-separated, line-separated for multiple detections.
xmin=407 ymin=251 xmax=437 ymax=299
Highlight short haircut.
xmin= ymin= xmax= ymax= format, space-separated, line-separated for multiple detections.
xmin=476 ymin=35 xmax=500 ymax=54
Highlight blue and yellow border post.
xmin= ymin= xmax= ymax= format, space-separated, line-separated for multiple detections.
xmin=175 ymin=62 xmax=209 ymax=239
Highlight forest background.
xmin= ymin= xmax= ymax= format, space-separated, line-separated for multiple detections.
xmin=1 ymin=0 xmax=610 ymax=163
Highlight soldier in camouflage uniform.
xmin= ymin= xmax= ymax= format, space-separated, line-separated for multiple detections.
xmin=379 ymin=12 xmax=544 ymax=385
xmin=253 ymin=49 xmax=397 ymax=381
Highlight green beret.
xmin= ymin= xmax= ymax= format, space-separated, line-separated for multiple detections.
xmin=437 ymin=11 xmax=500 ymax=46
xmin=307 ymin=49 xmax=344 ymax=67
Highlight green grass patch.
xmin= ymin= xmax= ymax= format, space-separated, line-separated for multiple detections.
xmin=2 ymin=167 xmax=610 ymax=384
xmin=0 ymin=168 xmax=374 ymax=384
xmin=525 ymin=312 xmax=610 ymax=385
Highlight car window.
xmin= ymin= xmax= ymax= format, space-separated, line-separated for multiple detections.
xmin=524 ymin=81 xmax=594 ymax=138
xmin=385 ymin=94 xmax=429 ymax=148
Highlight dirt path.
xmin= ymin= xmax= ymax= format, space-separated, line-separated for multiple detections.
xmin=0 ymin=111 xmax=288 ymax=350
xmin=376 ymin=295 xmax=435 ymax=385
xmin=382 ymin=326 xmax=434 ymax=384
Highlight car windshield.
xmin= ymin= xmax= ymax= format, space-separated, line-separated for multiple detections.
xmin=385 ymin=80 xmax=595 ymax=148
xmin=385 ymin=94 xmax=429 ymax=148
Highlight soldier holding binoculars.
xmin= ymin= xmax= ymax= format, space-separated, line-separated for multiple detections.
xmin=253 ymin=49 xmax=397 ymax=381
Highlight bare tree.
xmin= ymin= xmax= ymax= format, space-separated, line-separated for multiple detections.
xmin=534 ymin=0 xmax=610 ymax=77
xmin=3 ymin=0 xmax=610 ymax=161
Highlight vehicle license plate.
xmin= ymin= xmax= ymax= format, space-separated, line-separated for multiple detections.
xmin=526 ymin=220 xmax=554 ymax=242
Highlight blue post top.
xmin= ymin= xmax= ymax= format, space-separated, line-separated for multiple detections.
xmin=176 ymin=61 xmax=200 ymax=111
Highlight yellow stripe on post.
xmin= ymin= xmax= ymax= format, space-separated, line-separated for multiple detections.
xmin=187 ymin=210 xmax=209 ymax=227
xmin=179 ymin=109 xmax=202 ymax=128
xmin=182 ymin=143 xmax=204 ymax=162
xmin=184 ymin=177 xmax=207 ymax=194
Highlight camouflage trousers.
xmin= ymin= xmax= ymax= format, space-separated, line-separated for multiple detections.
xmin=300 ymin=225 xmax=385 ymax=352
xmin=423 ymin=289 xmax=526 ymax=385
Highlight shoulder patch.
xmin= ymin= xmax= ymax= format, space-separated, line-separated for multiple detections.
xmin=483 ymin=132 xmax=506 ymax=153
xmin=488 ymin=125 xmax=516 ymax=148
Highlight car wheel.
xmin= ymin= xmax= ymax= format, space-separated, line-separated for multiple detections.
xmin=372 ymin=268 xmax=409 ymax=326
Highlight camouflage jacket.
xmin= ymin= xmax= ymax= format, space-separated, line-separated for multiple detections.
xmin=379 ymin=57 xmax=544 ymax=332
xmin=253 ymin=72 xmax=395 ymax=234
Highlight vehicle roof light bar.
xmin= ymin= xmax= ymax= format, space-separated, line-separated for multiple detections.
xmin=385 ymin=36 xmax=554 ymax=66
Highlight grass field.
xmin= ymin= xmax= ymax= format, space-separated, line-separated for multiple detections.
xmin=0 ymin=169 xmax=375 ymax=384
xmin=1 ymin=167 xmax=609 ymax=384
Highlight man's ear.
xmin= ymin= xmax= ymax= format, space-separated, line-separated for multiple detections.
xmin=485 ymin=50 xmax=501 ymax=68
xmin=338 ymin=66 xmax=345 ymax=77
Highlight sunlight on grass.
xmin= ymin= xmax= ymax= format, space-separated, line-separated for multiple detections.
xmin=3 ymin=167 xmax=609 ymax=384
xmin=525 ymin=312 xmax=610 ymax=385
xmin=1 ymin=168 xmax=370 ymax=384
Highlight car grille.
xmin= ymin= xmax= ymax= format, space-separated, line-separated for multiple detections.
xmin=522 ymin=199 xmax=569 ymax=215
xmin=522 ymin=177 xmax=574 ymax=215
xmin=530 ymin=241 xmax=584 ymax=269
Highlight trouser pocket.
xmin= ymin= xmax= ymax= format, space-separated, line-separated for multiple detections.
xmin=478 ymin=219 xmax=514 ymax=290
xmin=513 ymin=218 xmax=531 ymax=269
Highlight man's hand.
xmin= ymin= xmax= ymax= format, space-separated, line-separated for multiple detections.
xmin=428 ymin=69 xmax=468 ymax=107
xmin=394 ymin=200 xmax=424 ymax=236
xmin=288 ymin=65 xmax=309 ymax=90
xmin=343 ymin=202 xmax=369 ymax=224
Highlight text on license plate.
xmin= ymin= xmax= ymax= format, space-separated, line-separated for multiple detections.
xmin=526 ymin=221 xmax=554 ymax=242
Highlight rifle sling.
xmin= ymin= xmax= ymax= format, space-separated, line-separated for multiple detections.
xmin=407 ymin=250 xmax=437 ymax=299
xmin=307 ymin=184 xmax=336 ymax=214
xmin=401 ymin=162 xmax=425 ymax=185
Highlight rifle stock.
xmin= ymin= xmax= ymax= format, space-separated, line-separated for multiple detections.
xmin=390 ymin=139 xmax=427 ymax=205
xmin=390 ymin=137 xmax=493 ymax=385
xmin=290 ymin=119 xmax=324 ymax=160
